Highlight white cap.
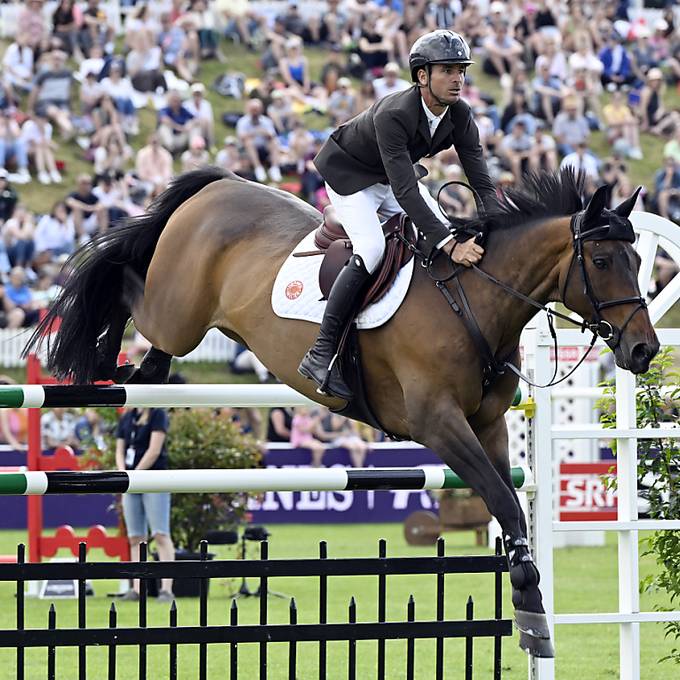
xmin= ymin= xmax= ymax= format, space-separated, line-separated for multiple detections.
xmin=490 ymin=1 xmax=505 ymax=13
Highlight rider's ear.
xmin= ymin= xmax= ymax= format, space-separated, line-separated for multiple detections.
xmin=613 ymin=186 xmax=642 ymax=219
xmin=583 ymin=183 xmax=611 ymax=223
xmin=417 ymin=67 xmax=428 ymax=86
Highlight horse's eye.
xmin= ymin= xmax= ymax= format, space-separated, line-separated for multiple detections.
xmin=593 ymin=257 xmax=609 ymax=270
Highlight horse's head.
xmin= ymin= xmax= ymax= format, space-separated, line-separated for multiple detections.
xmin=559 ymin=184 xmax=659 ymax=374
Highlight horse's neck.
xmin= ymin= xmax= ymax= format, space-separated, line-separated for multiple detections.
xmin=483 ymin=217 xmax=572 ymax=349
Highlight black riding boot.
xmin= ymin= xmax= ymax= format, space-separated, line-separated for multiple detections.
xmin=298 ymin=254 xmax=371 ymax=400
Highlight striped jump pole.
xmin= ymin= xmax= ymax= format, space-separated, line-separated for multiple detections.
xmin=0 ymin=466 xmax=530 ymax=495
xmin=0 ymin=384 xmax=527 ymax=410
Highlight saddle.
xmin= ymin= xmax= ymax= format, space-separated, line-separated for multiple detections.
xmin=296 ymin=206 xmax=418 ymax=310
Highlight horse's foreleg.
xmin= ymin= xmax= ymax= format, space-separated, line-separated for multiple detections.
xmin=411 ymin=402 xmax=553 ymax=658
xmin=473 ymin=415 xmax=554 ymax=657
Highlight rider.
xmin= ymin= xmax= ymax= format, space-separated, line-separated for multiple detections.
xmin=299 ymin=30 xmax=497 ymax=400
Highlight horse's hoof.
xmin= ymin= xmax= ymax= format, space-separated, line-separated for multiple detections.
xmin=113 ymin=364 xmax=137 ymax=383
xmin=515 ymin=610 xmax=554 ymax=658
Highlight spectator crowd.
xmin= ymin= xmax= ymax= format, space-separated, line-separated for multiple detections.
xmin=0 ymin=0 xmax=675 ymax=333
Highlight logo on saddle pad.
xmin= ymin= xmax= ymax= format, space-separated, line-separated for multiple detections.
xmin=285 ymin=280 xmax=304 ymax=300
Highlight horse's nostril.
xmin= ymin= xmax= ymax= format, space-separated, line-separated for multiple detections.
xmin=631 ymin=342 xmax=656 ymax=369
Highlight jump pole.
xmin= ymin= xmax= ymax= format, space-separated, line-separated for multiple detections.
xmin=0 ymin=383 xmax=526 ymax=410
xmin=0 ymin=466 xmax=530 ymax=495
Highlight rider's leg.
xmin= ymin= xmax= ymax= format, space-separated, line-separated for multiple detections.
xmin=298 ymin=184 xmax=385 ymax=399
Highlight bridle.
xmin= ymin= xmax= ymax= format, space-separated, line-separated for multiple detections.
xmin=397 ymin=206 xmax=646 ymax=389
xmin=561 ymin=211 xmax=647 ymax=351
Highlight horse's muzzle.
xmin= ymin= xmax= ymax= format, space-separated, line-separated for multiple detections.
xmin=626 ymin=340 xmax=660 ymax=374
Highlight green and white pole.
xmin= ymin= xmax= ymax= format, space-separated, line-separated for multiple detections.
xmin=0 ymin=466 xmax=529 ymax=495
xmin=0 ymin=384 xmax=317 ymax=409
xmin=0 ymin=384 xmax=529 ymax=411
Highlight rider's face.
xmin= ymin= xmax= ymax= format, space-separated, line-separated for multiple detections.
xmin=420 ymin=64 xmax=466 ymax=105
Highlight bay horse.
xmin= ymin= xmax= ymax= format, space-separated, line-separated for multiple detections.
xmin=26 ymin=168 xmax=659 ymax=657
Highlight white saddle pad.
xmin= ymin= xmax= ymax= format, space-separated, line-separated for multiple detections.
xmin=271 ymin=230 xmax=415 ymax=329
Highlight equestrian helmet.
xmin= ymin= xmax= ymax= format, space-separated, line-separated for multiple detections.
xmin=409 ymin=30 xmax=474 ymax=82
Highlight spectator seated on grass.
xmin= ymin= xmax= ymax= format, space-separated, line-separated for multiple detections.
xmin=0 ymin=111 xmax=30 ymax=184
xmin=52 ymin=0 xmax=84 ymax=60
xmin=552 ymin=94 xmax=590 ymax=156
xmin=482 ymin=19 xmax=523 ymax=85
xmin=158 ymin=11 xmax=199 ymax=85
xmin=598 ymin=30 xmax=635 ymax=89
xmin=20 ymin=112 xmax=61 ymax=185
xmin=92 ymin=172 xmax=131 ymax=227
xmin=0 ymin=171 xmax=18 ymax=223
xmin=602 ymin=87 xmax=642 ymax=160
xmin=126 ymin=37 xmax=166 ymax=95
xmin=124 ymin=3 xmax=160 ymax=53
xmin=93 ymin=132 xmax=133 ymax=178
xmin=0 ymin=285 xmax=24 ymax=330
xmin=18 ymin=0 xmax=48 ymax=56
xmin=355 ymin=9 xmax=393 ymax=77
xmin=99 ymin=61 xmax=138 ymax=135
xmin=560 ymin=141 xmax=600 ymax=181
xmin=214 ymin=135 xmax=250 ymax=176
xmin=216 ymin=0 xmax=267 ymax=51
xmin=663 ymin=125 xmax=680 ymax=165
xmin=638 ymin=68 xmax=680 ymax=138
xmin=2 ymin=34 xmax=34 ymax=97
xmin=180 ymin=135 xmax=210 ymax=172
xmin=2 ymin=204 xmax=35 ymax=268
xmin=184 ymin=82 xmax=215 ymax=148
xmin=136 ymin=132 xmax=174 ymax=193
xmin=236 ymin=98 xmax=282 ymax=183
xmin=373 ymin=61 xmax=410 ymax=100
xmin=534 ymin=121 xmax=559 ymax=172
xmin=531 ymin=55 xmax=566 ymax=125
xmin=78 ymin=0 xmax=115 ymax=57
xmin=267 ymin=89 xmax=296 ymax=135
xmin=157 ymin=89 xmax=197 ymax=156
xmin=327 ymin=76 xmax=357 ymax=127
xmin=33 ymin=200 xmax=75 ymax=267
xmin=77 ymin=44 xmax=106 ymax=83
xmin=183 ymin=0 xmax=225 ymax=62
xmin=6 ymin=266 xmax=40 ymax=327
xmin=27 ymin=50 xmax=75 ymax=140
xmin=285 ymin=119 xmax=316 ymax=176
xmin=653 ymin=156 xmax=680 ymax=223
xmin=90 ymin=93 xmax=127 ymax=153
xmin=65 ymin=173 xmax=108 ymax=242
xmin=499 ymin=119 xmax=539 ymax=181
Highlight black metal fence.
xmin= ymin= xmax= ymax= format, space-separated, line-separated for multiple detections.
xmin=0 ymin=537 xmax=511 ymax=680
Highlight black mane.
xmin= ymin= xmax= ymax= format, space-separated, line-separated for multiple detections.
xmin=450 ymin=168 xmax=585 ymax=234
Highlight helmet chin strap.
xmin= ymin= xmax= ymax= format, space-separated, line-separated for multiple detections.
xmin=422 ymin=64 xmax=452 ymax=109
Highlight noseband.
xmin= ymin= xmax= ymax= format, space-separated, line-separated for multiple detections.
xmin=562 ymin=211 xmax=647 ymax=350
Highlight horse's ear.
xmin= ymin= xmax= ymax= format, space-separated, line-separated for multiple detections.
xmin=583 ymin=184 xmax=611 ymax=222
xmin=613 ymin=186 xmax=642 ymax=218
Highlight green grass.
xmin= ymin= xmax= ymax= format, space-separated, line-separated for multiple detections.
xmin=0 ymin=524 xmax=674 ymax=679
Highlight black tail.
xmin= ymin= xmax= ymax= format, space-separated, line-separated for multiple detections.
xmin=24 ymin=167 xmax=231 ymax=383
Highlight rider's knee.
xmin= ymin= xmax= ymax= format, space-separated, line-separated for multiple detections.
xmin=357 ymin=240 xmax=385 ymax=274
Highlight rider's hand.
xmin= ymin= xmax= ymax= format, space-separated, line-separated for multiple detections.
xmin=450 ymin=239 xmax=484 ymax=267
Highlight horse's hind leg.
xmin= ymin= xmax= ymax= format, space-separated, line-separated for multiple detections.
xmin=94 ymin=303 xmax=131 ymax=382
xmin=410 ymin=400 xmax=554 ymax=658
xmin=124 ymin=347 xmax=173 ymax=384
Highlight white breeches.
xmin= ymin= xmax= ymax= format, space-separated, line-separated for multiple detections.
xmin=324 ymin=181 xmax=449 ymax=274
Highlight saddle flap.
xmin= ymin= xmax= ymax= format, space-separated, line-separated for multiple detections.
xmin=317 ymin=212 xmax=417 ymax=306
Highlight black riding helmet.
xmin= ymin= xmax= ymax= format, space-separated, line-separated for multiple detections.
xmin=409 ymin=30 xmax=474 ymax=82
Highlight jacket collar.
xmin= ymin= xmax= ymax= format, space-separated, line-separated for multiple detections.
xmin=413 ymin=86 xmax=453 ymax=146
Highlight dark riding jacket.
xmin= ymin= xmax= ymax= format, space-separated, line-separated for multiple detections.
xmin=314 ymin=85 xmax=497 ymax=249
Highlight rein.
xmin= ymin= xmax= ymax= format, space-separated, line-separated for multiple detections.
xmin=395 ymin=209 xmax=645 ymax=390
